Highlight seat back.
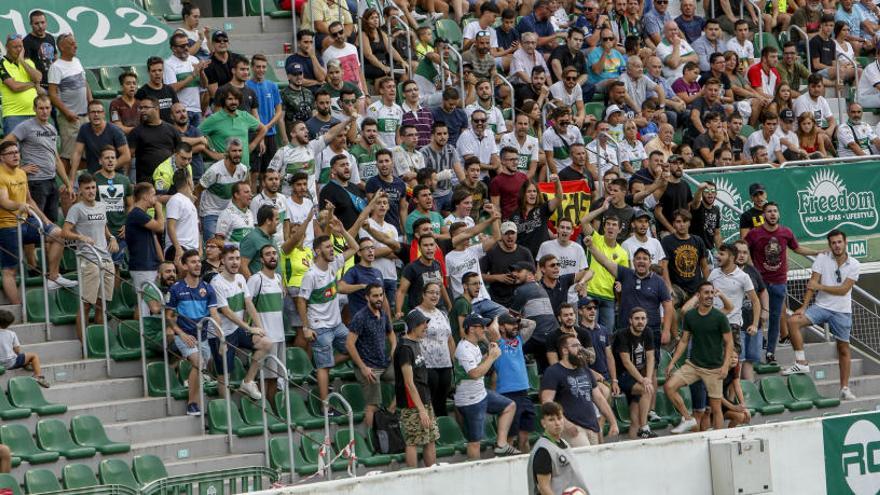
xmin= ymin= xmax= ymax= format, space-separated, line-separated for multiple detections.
xmin=613 ymin=395 xmax=631 ymax=423
xmin=0 ymin=423 xmax=40 ymax=454
xmin=86 ymin=324 xmax=118 ymax=358
xmin=25 ymin=288 xmax=48 ymax=323
xmin=435 ymin=19 xmax=462 ymax=45
xmin=132 ymin=454 xmax=168 ymax=485
xmin=99 ymin=459 xmax=140 ymax=489
xmin=36 ymin=418 xmax=76 ymax=450
xmin=285 ymin=346 xmax=314 ymax=381
xmin=760 ymin=376 xmax=797 ymax=405
xmin=334 ymin=429 xmax=371 ymax=459
xmin=741 ymin=379 xmax=769 ymax=408
xmin=300 ymin=432 xmax=330 ymax=464
xmin=269 ymin=437 xmax=303 ymax=471
xmin=70 ymin=415 xmax=111 ymax=447
xmin=436 ymin=416 xmax=466 ymax=445
xmin=0 ymin=473 xmax=22 ymax=495
xmin=0 ymin=386 xmax=30 ymax=416
xmin=146 ymin=362 xmax=184 ymax=397
xmin=787 ymin=374 xmax=821 ymax=401
xmin=117 ymin=321 xmax=145 ymax=351
xmin=8 ymin=377 xmax=50 ymax=408
xmin=62 ymin=463 xmax=100 ymax=489
xmin=339 ymin=384 xmax=366 ymax=414
xmin=24 ymin=468 xmax=62 ymax=494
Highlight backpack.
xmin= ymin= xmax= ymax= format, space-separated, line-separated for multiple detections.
xmin=371 ymin=408 xmax=406 ymax=455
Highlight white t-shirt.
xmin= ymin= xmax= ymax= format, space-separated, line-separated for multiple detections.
xmin=774 ymin=127 xmax=800 ymax=154
xmin=622 ymin=236 xmax=665 ymax=264
xmin=47 ymin=57 xmax=88 ymax=115
xmin=707 ymin=267 xmax=754 ymax=326
xmin=745 ymin=130 xmax=782 ymax=162
xmin=216 ymin=203 xmax=255 ymax=245
xmin=247 ymin=271 xmax=286 ymax=343
xmin=164 ymin=55 xmax=202 ymax=114
xmin=165 ymin=192 xmax=200 ymax=250
xmin=321 ymin=43 xmax=362 ymax=90
xmin=537 ymin=240 xmax=587 ymax=277
xmin=728 ymin=38 xmax=755 ymax=63
xmin=462 ymin=21 xmax=499 ymax=48
xmin=0 ymin=329 xmax=20 ymax=368
xmin=858 ymin=59 xmax=880 ymax=102
xmin=211 ymin=273 xmax=250 ymax=336
xmin=359 ymin=217 xmax=399 ymax=280
xmin=454 ymin=339 xmax=487 ymax=406
xmin=793 ymin=94 xmax=833 ymax=128
xmin=268 ymin=138 xmax=327 ymax=198
xmin=465 ymin=103 xmax=507 ymax=136
xmin=366 ymin=101 xmax=404 ymax=148
xmin=198 ymin=160 xmax=249 ymax=217
xmin=250 ymin=191 xmax=292 ymax=248
xmin=655 ymin=38 xmax=696 ymax=80
xmin=299 ymin=254 xmax=345 ymax=329
xmin=837 ymin=121 xmax=878 ymax=157
xmin=419 ymin=306 xmax=454 ymax=369
xmin=285 ymin=196 xmax=315 ymax=250
xmin=445 ymin=244 xmax=491 ymax=301
xmin=542 ymin=124 xmax=585 ymax=170
xmin=812 ymin=253 xmax=860 ymax=314
xmin=457 ymin=128 xmax=499 ymax=168
xmin=499 ymin=132 xmax=540 ymax=174
xmin=586 ymin=139 xmax=620 ymax=179
xmin=618 ymin=138 xmax=648 ymax=175
xmin=549 ymin=81 xmax=583 ymax=113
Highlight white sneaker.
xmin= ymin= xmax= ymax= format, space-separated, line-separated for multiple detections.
xmin=840 ymin=387 xmax=857 ymax=401
xmin=648 ymin=410 xmax=662 ymax=422
xmin=430 ymin=12 xmax=444 ymax=20
xmin=671 ymin=417 xmax=697 ymax=434
xmin=239 ymin=381 xmax=262 ymax=401
xmin=412 ymin=12 xmax=427 ymax=21
xmin=47 ymin=276 xmax=78 ymax=290
xmin=781 ymin=362 xmax=810 ymax=375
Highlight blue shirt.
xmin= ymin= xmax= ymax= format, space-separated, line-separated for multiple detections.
xmin=674 ymin=15 xmax=705 ymax=43
xmin=341 ymin=264 xmax=385 ymax=316
xmin=181 ymin=124 xmax=205 ymax=179
xmin=168 ymin=280 xmax=217 ymax=336
xmin=496 ymin=27 xmax=520 ymax=50
xmin=616 ymin=266 xmax=670 ymax=330
xmin=642 ymin=8 xmax=672 ymax=40
xmin=516 ymin=13 xmax=555 ymax=51
xmin=586 ymin=47 xmax=627 ymax=84
xmin=586 ymin=324 xmax=612 ymax=379
xmin=246 ymin=79 xmax=282 ymax=136
xmin=836 ymin=5 xmax=869 ymax=38
xmin=494 ymin=335 xmax=530 ymax=394
xmin=348 ymin=307 xmax=392 ymax=369
xmin=431 ymin=106 xmax=469 ymax=146
xmin=124 ymin=207 xmax=161 ymax=272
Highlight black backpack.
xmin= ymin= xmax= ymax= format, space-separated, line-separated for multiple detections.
xmin=371 ymin=408 xmax=406 ymax=455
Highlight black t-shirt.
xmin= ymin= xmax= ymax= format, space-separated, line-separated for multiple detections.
xmin=480 ymin=245 xmax=535 ymax=307
xmin=739 ymin=206 xmax=765 ymax=232
xmin=693 ymin=132 xmax=721 ymax=164
xmin=729 ymin=135 xmax=745 ymax=161
xmin=318 ymin=181 xmax=366 ymax=230
xmin=22 ymin=33 xmax=56 ymax=89
xmin=545 ymin=326 xmax=593 ymax=358
xmin=134 ymin=84 xmax=179 ymax=123
xmin=204 ymin=52 xmax=242 ymax=88
xmin=124 ymin=207 xmax=161 ymax=272
xmin=687 ymin=97 xmax=725 ymax=135
xmin=540 ymin=363 xmax=599 ymax=431
xmin=305 ymin=116 xmax=339 ymax=140
xmin=541 ymin=273 xmax=576 ymax=315
xmin=76 ymin=123 xmax=128 ymax=173
xmin=613 ymin=328 xmax=654 ymax=376
xmin=808 ymin=35 xmax=835 ymax=68
xmin=661 ymin=234 xmax=707 ymax=295
xmin=548 ymin=46 xmax=587 ymax=82
xmin=658 ymin=181 xmax=693 ymax=232
xmin=515 ymin=84 xmax=541 ymax=104
xmin=214 ymin=83 xmax=260 ymax=112
xmin=689 ymin=202 xmax=721 ymax=250
xmin=401 ymin=260 xmax=444 ymax=309
xmin=128 ymin=122 xmax=181 ymax=183
xmin=510 ymin=202 xmax=553 ymax=257
xmin=698 ymin=71 xmax=732 ymax=92
xmin=393 ymin=337 xmax=430 ymax=408
xmin=590 ymin=202 xmax=635 ymax=243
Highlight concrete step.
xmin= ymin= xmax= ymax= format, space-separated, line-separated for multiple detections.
xmin=817 ymin=374 xmax=880 ymax=398
xmin=165 ymin=453 xmax=268 ymax=477
xmin=808 ymin=359 xmax=863 ymax=383
xmin=772 ymin=342 xmax=841 ymax=363
xmin=194 ymin=15 xmax=297 ymax=35
xmin=16 ymin=324 xmax=76 ymax=345
xmin=66 ymin=397 xmax=187 ymax=424
xmin=0 ymin=358 xmax=141 ymax=387
xmin=43 ymin=377 xmax=144 ymax=406
xmin=105 ymin=415 xmax=203 ymax=445
xmin=227 ymin=38 xmax=288 ymax=58
xmin=130 ymin=434 xmax=232 ymax=461
xmin=21 ymin=339 xmax=83 ymax=364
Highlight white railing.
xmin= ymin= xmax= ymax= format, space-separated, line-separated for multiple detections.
xmin=16 ymin=209 xmax=51 ymax=339
xmin=259 ymin=355 xmax=296 ymax=481
xmin=74 ymin=244 xmax=111 ymax=375
xmin=136 ymin=281 xmax=167 ymax=405
xmin=196 ymin=317 xmax=233 ymax=450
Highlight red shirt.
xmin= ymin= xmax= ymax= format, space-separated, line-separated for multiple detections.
xmin=489 ymin=171 xmax=529 ymax=219
xmin=745 ymin=225 xmax=798 ymax=285
xmin=747 ymin=63 xmax=781 ymax=96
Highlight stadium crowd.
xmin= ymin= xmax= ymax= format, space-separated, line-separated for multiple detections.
xmin=0 ymin=0 xmax=870 ymax=489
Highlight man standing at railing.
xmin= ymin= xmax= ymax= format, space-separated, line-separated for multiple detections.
xmin=61 ymin=173 xmax=119 ymax=343
xmin=784 ymin=230 xmax=860 ymax=401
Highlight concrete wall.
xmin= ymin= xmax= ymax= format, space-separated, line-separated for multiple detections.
xmin=253 ymin=416 xmax=835 ymax=495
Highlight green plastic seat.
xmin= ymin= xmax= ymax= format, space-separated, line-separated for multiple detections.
xmin=308 ymin=391 xmax=351 ymax=424
xmin=98 ymin=459 xmax=139 ymax=490
xmin=36 ymin=419 xmax=97 ymax=459
xmin=69 ymin=415 xmax=130 ymax=455
xmin=616 ymin=394 xmax=669 ymax=430
xmin=240 ymin=398 xmax=288 ymax=433
xmin=435 ymin=19 xmax=463 ymax=46
xmin=132 ymin=454 xmax=168 ymax=485
xmin=0 ymin=387 xmax=31 ymax=420
xmin=269 ymin=437 xmax=323 ymax=475
xmin=25 ymin=288 xmax=48 ymax=323
xmin=787 ymin=374 xmax=841 ymax=409
xmin=526 ymin=362 xmax=540 ymax=400
xmin=62 ymin=464 xmax=100 ymax=489
xmin=286 ymin=347 xmax=316 ymax=385
xmin=7 ymin=377 xmax=67 ymax=415
xmin=178 ymin=360 xmax=218 ymax=396
xmin=759 ymin=376 xmax=813 ymax=411
xmin=436 ymin=416 xmax=467 ymax=454
xmin=143 ymin=0 xmax=183 ymax=20
xmin=0 ymin=473 xmax=22 ymax=495
xmin=24 ymin=468 xmax=62 ymax=494
xmin=300 ymin=432 xmax=349 ymax=472
xmin=753 ymin=362 xmax=781 ymax=374
xmin=86 ymin=325 xmax=142 ymax=361
xmin=267 ymin=0 xmax=293 ymax=18
xmin=740 ymin=124 xmax=756 ymax=138
xmin=107 ymin=285 xmax=135 ymax=320
xmin=740 ymin=380 xmax=784 ymax=415
xmin=85 ymin=69 xmax=115 ymax=99
xmin=334 ymin=429 xmax=392 ymax=467
xmin=99 ymin=67 xmax=125 ymax=94
xmin=0 ymin=424 xmax=60 ymax=464
xmin=657 ymin=350 xmax=673 ymax=385
xmin=584 ymin=102 xmax=604 ymax=122
xmin=481 ymin=418 xmax=497 ymax=449
xmin=206 ymin=399 xmax=263 ymax=437
xmin=118 ymin=320 xmax=156 ymax=358
xmin=52 ymin=289 xmax=79 ymax=325
xmin=754 ymin=32 xmax=780 ymax=51
xmin=274 ymin=391 xmax=325 ymax=429
xmin=339 ymin=383 xmax=367 ymax=423
xmin=146 ymin=362 xmax=189 ymax=400
xmin=329 ymin=360 xmax=355 ymax=381
xmin=654 ymin=389 xmax=683 ymax=424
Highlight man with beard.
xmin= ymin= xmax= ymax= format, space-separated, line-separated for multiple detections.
xmin=210 ymin=245 xmax=271 ymax=401
xmin=240 ymin=205 xmax=280 ymax=277
xmin=351 ymin=119 xmax=384 ymax=184
xmin=500 ymin=114 xmax=541 ymax=181
xmin=167 ymin=249 xmax=221 ymax=416
xmin=462 ymin=31 xmax=497 ymax=86
xmin=319 ymin=155 xmax=367 ymax=230
xmin=785 ymin=230 xmax=860 ymax=401
xmin=366 ymin=77 xmax=403 ymax=149
xmin=708 ymin=243 xmax=760 ymax=376
xmin=340 ymin=237 xmax=390 ymax=317
xmin=745 ymin=202 xmax=817 ymax=365
xmin=249 ymin=169 xmax=291 ymax=248
xmin=93 ymin=147 xmax=132 ymax=267
xmin=316 ymin=127 xmax=359 ymax=187
xmin=578 ymin=298 xmax=618 ymax=404
xmin=549 ymin=67 xmax=588 ymax=129
xmin=466 ymin=79 xmax=507 ymax=139
xmin=546 ymin=303 xmax=593 ymax=367
xmin=135 ymin=56 xmax=179 ymax=123
xmin=457 ymin=110 xmax=500 ymax=180
xmin=305 ymin=90 xmax=339 ymax=140
xmin=661 ymin=209 xmax=710 ymax=304
xmin=247 ymin=244 xmax=287 ymax=403
xmin=280 ymin=63 xmax=316 ymax=137
xmin=739 ymin=182 xmax=768 ymax=238
xmin=68 ymin=100 xmax=131 ymax=180
xmin=22 ymin=10 xmax=56 ymax=94
xmin=170 ymin=103 xmax=211 ymax=180
xmin=347 ymin=284 xmax=397 ymax=427
xmin=689 ymin=180 xmax=722 ymax=252
xmin=612 ymin=307 xmax=656 ymax=438
xmin=269 ymin=113 xmax=352 ymax=200
xmin=128 ymin=96 xmax=181 ymax=183
xmin=543 ymin=107 xmax=584 ymax=175
xmin=199 ymin=85 xmax=266 ymax=170
xmin=366 ymin=149 xmax=408 ymax=232
xmin=490 ymin=147 xmax=529 ymax=220
xmin=654 ymin=155 xmax=695 ymax=236
xmin=491 ymin=312 xmax=538 ymax=451
xmin=143 ymin=261 xmax=177 ymax=316
xmin=733 ymin=240 xmax=767 ymax=380
xmin=445 ymin=211 xmax=502 ymax=300
xmin=837 ymin=102 xmax=880 ymax=158
xmin=514 ymin=67 xmax=550 ymax=112
xmin=666 ymin=282 xmax=735 ymax=434
xmin=195 ymin=139 xmax=249 ymax=241
xmin=393 ymin=125 xmax=427 ymax=187
xmin=541 ymin=333 xmax=619 ymax=447
xmin=164 ymin=31 xmax=208 ymax=127
xmin=127 ymin=182 xmax=166 ymax=315
xmin=419 ymin=121 xmax=460 ymax=213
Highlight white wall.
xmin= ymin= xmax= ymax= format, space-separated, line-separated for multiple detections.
xmin=254 ymin=418 xmax=831 ymax=495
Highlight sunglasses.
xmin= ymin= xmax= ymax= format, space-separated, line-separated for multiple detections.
xmin=835 ymin=268 xmax=842 ymax=284
xmin=547 ymin=263 xmax=559 ymax=267
xmin=473 ymin=118 xmax=487 ymax=123
xmin=602 ymin=36 xmax=615 ymax=41
xmin=342 ymin=98 xmax=356 ymax=104
xmin=565 ymin=76 xmax=577 ymax=81
xmin=331 ymin=31 xmax=345 ymax=37
xmin=173 ymin=43 xmax=188 ymax=48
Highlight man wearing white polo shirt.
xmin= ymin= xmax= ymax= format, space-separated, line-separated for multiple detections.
xmin=457 ymin=109 xmax=500 ymax=179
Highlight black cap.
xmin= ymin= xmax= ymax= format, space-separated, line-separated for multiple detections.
xmin=578 ymin=295 xmax=597 ymax=307
xmin=780 ymin=108 xmax=795 ymax=122
xmin=287 ymin=62 xmax=304 ymax=75
xmin=749 ymin=183 xmax=766 ymax=196
xmin=498 ymin=313 xmax=519 ymax=325
xmin=212 ymin=30 xmax=229 ymax=41
xmin=510 ymin=261 xmax=535 ymax=272
xmin=404 ymin=310 xmax=430 ymax=332
xmin=632 ymin=208 xmax=651 ymax=220
xmin=462 ymin=313 xmax=492 ymax=330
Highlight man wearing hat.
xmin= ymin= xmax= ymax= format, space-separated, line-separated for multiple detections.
xmin=776 ymin=108 xmax=810 ymax=161
xmin=837 ymin=102 xmax=880 ymax=158
xmin=510 ymin=261 xmax=559 ymax=372
xmin=738 ymin=182 xmax=767 ymax=239
xmin=491 ymin=312 xmax=538 ymax=451
xmin=393 ymin=309 xmax=440 ymax=468
xmin=279 ymin=63 xmax=316 ymax=134
xmin=622 ymin=208 xmax=664 ymax=265
xmin=482 ymin=221 xmax=536 ymax=307
xmin=454 ymin=313 xmax=519 ymax=459
xmin=203 ymin=30 xmax=241 ymax=96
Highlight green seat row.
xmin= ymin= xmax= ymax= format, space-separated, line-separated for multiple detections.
xmin=0 ymin=377 xmax=66 ymax=419
xmin=0 ymin=414 xmax=129 ymax=465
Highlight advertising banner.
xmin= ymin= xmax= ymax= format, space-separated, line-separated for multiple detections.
xmin=823 ymin=412 xmax=880 ymax=495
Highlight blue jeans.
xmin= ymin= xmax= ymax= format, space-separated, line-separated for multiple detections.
xmin=472 ymin=298 xmax=508 ymax=319
xmin=2 ymin=115 xmax=30 ymax=135
xmin=766 ymin=283 xmax=787 ymax=356
xmin=201 ymin=215 xmax=219 ymax=244
xmin=187 ymin=111 xmax=202 ymax=128
xmin=595 ymin=297 xmax=615 ymax=332
xmin=383 ymin=279 xmax=398 ymax=314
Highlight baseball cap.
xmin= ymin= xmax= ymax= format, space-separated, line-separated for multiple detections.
xmin=749 ymin=182 xmax=766 ymax=196
xmin=212 ymin=30 xmax=229 ymax=41
xmin=510 ymin=260 xmax=535 ymax=272
xmin=578 ymin=295 xmax=597 ymax=307
xmin=780 ymin=108 xmax=795 ymax=122
xmin=500 ymin=221 xmax=518 ymax=234
xmin=632 ymin=208 xmax=651 ymax=220
xmin=498 ymin=313 xmax=519 ymax=326
xmin=287 ymin=63 xmax=304 ymax=75
xmin=604 ymin=104 xmax=624 ymax=119
xmin=404 ymin=310 xmax=430 ymax=332
xmin=668 ymin=154 xmax=685 ymax=163
xmin=462 ymin=313 xmax=492 ymax=330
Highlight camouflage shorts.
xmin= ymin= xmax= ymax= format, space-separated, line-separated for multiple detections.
xmin=399 ymin=406 xmax=440 ymax=447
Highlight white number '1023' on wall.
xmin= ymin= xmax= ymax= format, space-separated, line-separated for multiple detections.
xmin=0 ymin=7 xmax=168 ymax=47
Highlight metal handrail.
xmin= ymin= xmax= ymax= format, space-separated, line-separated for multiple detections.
xmin=258 ymin=0 xmax=266 ymax=31
xmin=787 ymin=25 xmax=811 ymax=74
xmin=496 ymin=73 xmax=515 ymax=124
xmin=259 ymin=354 xmax=295 ymax=482
xmin=446 ymin=45 xmax=466 ymax=109
xmin=780 ymin=153 xmax=880 ymax=168
xmin=136 ymin=281 xmax=167 ymax=405
xmin=390 ymin=15 xmax=413 ymax=78
xmin=746 ymin=0 xmax=763 ymax=51
xmin=17 ymin=208 xmax=51 ymax=339
xmin=322 ymin=391 xmax=356 ymax=479
xmin=197 ymin=317 xmax=232 ymax=451
xmin=74 ymin=244 xmax=111 ymax=375
xmin=837 ymin=50 xmax=861 ymax=104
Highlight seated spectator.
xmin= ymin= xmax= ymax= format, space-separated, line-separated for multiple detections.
xmin=836 ymin=0 xmax=875 ymax=55
xmin=775 ymin=109 xmax=809 ymax=161
xmin=768 ymin=83 xmax=794 ymax=116
xmin=621 ymin=56 xmax=665 ymax=113
xmin=109 ymin=72 xmax=139 ymax=134
xmin=793 ymin=74 xmax=836 ymax=152
xmin=516 ymin=0 xmax=557 ymax=54
xmin=0 ymin=309 xmax=49 ymax=387
xmin=776 ymin=43 xmax=810 ymax=98
xmin=645 ymin=123 xmax=675 ymax=160
xmin=301 ymin=0 xmax=354 ymax=50
xmin=362 ymin=9 xmax=407 ymax=80
xmin=509 ymin=32 xmax=550 ymax=86
xmin=463 ymin=3 xmax=501 ymax=52
xmin=283 ymin=30 xmax=326 ymax=90
xmin=672 ymin=61 xmax=703 ymax=106
xmin=641 ymin=0 xmax=673 ymax=47
xmin=745 ymin=111 xmax=784 ymax=163
xmin=791 ymin=0 xmax=824 ymax=44
xmin=549 ymin=28 xmax=587 ymax=84
xmin=693 ymin=111 xmax=727 ymax=166
xmin=587 ymin=28 xmax=626 ymax=93
xmin=655 ymin=21 xmax=698 ymax=81
xmin=674 ymin=0 xmax=705 ymax=43
xmin=728 ymin=20 xmax=755 ymax=67
xmin=713 ymin=0 xmax=757 ymax=35
xmin=838 ymin=102 xmax=880 ymax=157
xmin=809 ymin=15 xmax=839 ymax=85
xmin=858 ymin=46 xmax=880 ymax=108
xmin=747 ymin=46 xmax=781 ymax=106
xmin=321 ymin=21 xmax=367 ymax=94
xmin=796 ymin=111 xmax=828 ymax=158
xmin=833 ymin=21 xmax=859 ymax=85
xmin=685 ymin=77 xmax=726 ymax=145
xmin=496 ymin=9 xmax=522 ymax=73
